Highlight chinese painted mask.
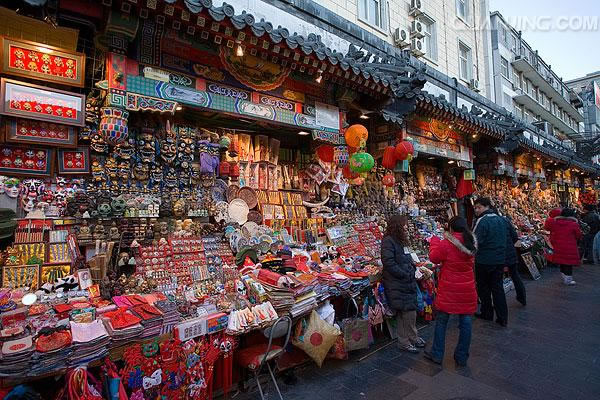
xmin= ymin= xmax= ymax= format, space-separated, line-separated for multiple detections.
xmin=105 ymin=157 xmax=118 ymax=180
xmin=91 ymin=160 xmax=106 ymax=183
xmin=90 ymin=130 xmax=108 ymax=153
xmin=116 ymin=138 xmax=136 ymax=160
xmin=137 ymin=130 xmax=157 ymax=164
xmin=161 ymin=136 xmax=177 ymax=165
xmin=133 ymin=162 xmax=150 ymax=182
xmin=163 ymin=167 xmax=178 ymax=189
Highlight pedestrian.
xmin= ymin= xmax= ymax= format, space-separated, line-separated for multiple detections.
xmin=472 ymin=197 xmax=509 ymax=327
xmin=580 ymin=204 xmax=600 ymax=263
xmin=544 ymin=208 xmax=582 ymax=285
xmin=381 ymin=214 xmax=426 ymax=353
xmin=544 ymin=208 xmax=562 ymax=268
xmin=502 ymin=215 xmax=526 ymax=306
xmin=424 ymin=217 xmax=477 ymax=367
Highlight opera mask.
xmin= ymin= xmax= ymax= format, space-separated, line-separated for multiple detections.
xmin=97 ymin=202 xmax=112 ymax=218
xmin=91 ymin=160 xmax=105 ymax=183
xmin=177 ymin=137 xmax=195 ymax=165
xmin=150 ymin=163 xmax=163 ymax=184
xmin=116 ymin=138 xmax=136 ymax=160
xmin=163 ymin=167 xmax=178 ymax=188
xmin=111 ymin=197 xmax=127 ymax=216
xmin=137 ymin=130 xmax=156 ymax=164
xmin=190 ymin=163 xmax=201 ymax=185
xmin=160 ymin=136 xmax=177 ymax=164
xmin=90 ymin=130 xmax=108 ymax=153
xmin=133 ymin=162 xmax=150 ymax=182
xmin=118 ymin=161 xmax=130 ymax=181
xmin=56 ymin=176 xmax=68 ymax=188
xmin=173 ymin=198 xmax=186 ymax=218
xmin=105 ymin=157 xmax=118 ymax=180
xmin=21 ymin=197 xmax=35 ymax=213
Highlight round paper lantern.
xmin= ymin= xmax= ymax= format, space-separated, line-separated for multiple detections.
xmin=349 ymin=152 xmax=375 ymax=173
xmin=219 ymin=135 xmax=231 ymax=150
xmin=382 ymin=173 xmax=395 ymax=187
xmin=345 ymin=124 xmax=368 ymax=148
xmin=99 ymin=107 xmax=129 ymax=146
xmin=342 ymin=165 xmax=359 ymax=179
xmin=381 ymin=146 xmax=397 ymax=170
xmin=316 ymin=145 xmax=335 ymax=163
xmin=394 ymin=140 xmax=414 ymax=161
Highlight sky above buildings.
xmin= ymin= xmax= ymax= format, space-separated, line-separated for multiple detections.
xmin=489 ymin=0 xmax=600 ymax=81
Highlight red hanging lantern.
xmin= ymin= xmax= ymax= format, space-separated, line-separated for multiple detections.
xmin=342 ymin=165 xmax=359 ymax=179
xmin=382 ymin=173 xmax=395 ymax=187
xmin=316 ymin=145 xmax=335 ymax=163
xmin=381 ymin=146 xmax=397 ymax=170
xmin=395 ymin=141 xmax=415 ymax=161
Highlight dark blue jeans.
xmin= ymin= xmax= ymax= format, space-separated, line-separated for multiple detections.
xmin=430 ymin=312 xmax=472 ymax=363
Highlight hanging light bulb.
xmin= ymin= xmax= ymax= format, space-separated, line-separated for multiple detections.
xmin=315 ymin=71 xmax=323 ymax=83
xmin=236 ymin=43 xmax=244 ymax=57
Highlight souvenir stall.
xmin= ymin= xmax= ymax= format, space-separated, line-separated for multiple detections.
xmin=0 ymin=0 xmax=435 ymax=396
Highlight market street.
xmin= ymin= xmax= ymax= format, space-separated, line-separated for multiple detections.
xmin=236 ymin=265 xmax=600 ymax=400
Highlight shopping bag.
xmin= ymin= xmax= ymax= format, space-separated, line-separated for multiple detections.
xmin=341 ymin=298 xmax=369 ymax=352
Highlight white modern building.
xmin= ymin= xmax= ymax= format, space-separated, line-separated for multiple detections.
xmin=488 ymin=11 xmax=585 ymax=145
xmin=312 ymin=0 xmax=493 ymax=99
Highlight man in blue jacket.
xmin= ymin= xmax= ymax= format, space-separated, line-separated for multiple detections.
xmin=473 ymin=197 xmax=509 ymax=326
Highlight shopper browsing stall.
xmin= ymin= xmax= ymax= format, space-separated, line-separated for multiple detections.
xmin=381 ymin=215 xmax=426 ymax=353
xmin=501 ymin=215 xmax=526 ymax=306
xmin=472 ymin=197 xmax=509 ymax=327
xmin=544 ymin=208 xmax=582 ymax=285
xmin=425 ymin=217 xmax=477 ymax=367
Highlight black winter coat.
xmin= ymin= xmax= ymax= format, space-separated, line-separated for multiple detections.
xmin=381 ymin=235 xmax=417 ymax=312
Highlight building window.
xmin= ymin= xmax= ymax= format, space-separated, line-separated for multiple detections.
xmin=503 ymin=93 xmax=513 ymax=111
xmin=421 ymin=16 xmax=437 ymax=61
xmin=456 ymin=0 xmax=469 ymax=22
xmin=458 ymin=41 xmax=472 ymax=82
xmin=358 ymin=0 xmax=388 ymax=30
xmin=500 ymin=57 xmax=510 ymax=79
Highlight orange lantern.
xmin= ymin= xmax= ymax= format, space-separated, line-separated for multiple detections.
xmin=345 ymin=124 xmax=368 ymax=148
xmin=381 ymin=146 xmax=397 ymax=170
xmin=394 ymin=140 xmax=414 ymax=161
xmin=382 ymin=173 xmax=395 ymax=187
xmin=316 ymin=145 xmax=335 ymax=163
xmin=342 ymin=165 xmax=359 ymax=179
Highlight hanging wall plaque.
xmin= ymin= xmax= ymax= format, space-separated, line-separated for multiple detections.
xmin=5 ymin=117 xmax=77 ymax=147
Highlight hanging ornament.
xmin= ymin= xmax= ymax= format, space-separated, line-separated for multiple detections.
xmin=381 ymin=146 xmax=397 ymax=170
xmin=394 ymin=140 xmax=414 ymax=161
xmin=333 ymin=146 xmax=349 ymax=166
xmin=342 ymin=165 xmax=359 ymax=179
xmin=382 ymin=173 xmax=395 ymax=187
xmin=316 ymin=145 xmax=335 ymax=163
xmin=349 ymin=151 xmax=375 ymax=173
xmin=344 ymin=124 xmax=368 ymax=148
xmin=99 ymin=107 xmax=129 ymax=146
xmin=219 ymin=135 xmax=231 ymax=150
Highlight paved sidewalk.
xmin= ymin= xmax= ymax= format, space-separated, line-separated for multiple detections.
xmin=234 ymin=265 xmax=600 ymax=400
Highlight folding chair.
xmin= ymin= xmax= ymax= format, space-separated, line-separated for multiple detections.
xmin=237 ymin=315 xmax=292 ymax=400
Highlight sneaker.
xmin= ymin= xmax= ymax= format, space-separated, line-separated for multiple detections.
xmin=414 ymin=337 xmax=426 ymax=348
xmin=423 ymin=351 xmax=442 ymax=365
xmin=399 ymin=344 xmax=420 ymax=353
xmin=563 ymin=275 xmax=576 ymax=286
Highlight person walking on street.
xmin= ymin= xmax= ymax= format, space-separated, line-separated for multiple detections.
xmin=425 ymin=217 xmax=477 ymax=367
xmin=544 ymin=208 xmax=582 ymax=285
xmin=472 ymin=197 xmax=509 ymax=327
xmin=580 ymin=204 xmax=600 ymax=263
xmin=502 ymin=215 xmax=526 ymax=306
xmin=381 ymin=215 xmax=426 ymax=353
xmin=544 ymin=208 xmax=562 ymax=268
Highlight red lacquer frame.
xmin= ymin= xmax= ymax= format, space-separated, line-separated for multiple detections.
xmin=0 ymin=78 xmax=85 ymax=127
xmin=0 ymin=36 xmax=85 ymax=87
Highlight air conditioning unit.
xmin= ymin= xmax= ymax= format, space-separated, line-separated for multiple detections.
xmin=410 ymin=38 xmax=425 ymax=56
xmin=410 ymin=20 xmax=424 ymax=38
xmin=409 ymin=0 xmax=424 ymax=16
xmin=393 ymin=28 xmax=410 ymax=47
xmin=470 ymin=79 xmax=480 ymax=92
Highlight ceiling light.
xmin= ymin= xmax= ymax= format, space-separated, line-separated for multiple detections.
xmin=448 ymin=125 xmax=453 ymax=129
xmin=175 ymin=105 xmax=183 ymax=111
xmin=236 ymin=43 xmax=244 ymax=57
xmin=359 ymin=114 xmax=369 ymax=120
xmin=298 ymin=130 xmax=310 ymax=136
xmin=448 ymin=160 xmax=455 ymax=164
xmin=428 ymin=157 xmax=435 ymax=159
xmin=315 ymin=71 xmax=323 ymax=83
xmin=472 ymin=134 xmax=478 ymax=139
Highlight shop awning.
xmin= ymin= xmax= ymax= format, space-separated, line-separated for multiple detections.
xmin=414 ymin=93 xmax=504 ymax=139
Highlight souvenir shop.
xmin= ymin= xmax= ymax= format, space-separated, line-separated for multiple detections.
xmin=0 ymin=1 xmax=445 ymax=398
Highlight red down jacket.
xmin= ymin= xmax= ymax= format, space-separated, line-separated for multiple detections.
xmin=544 ymin=216 xmax=582 ymax=266
xmin=429 ymin=232 xmax=477 ymax=315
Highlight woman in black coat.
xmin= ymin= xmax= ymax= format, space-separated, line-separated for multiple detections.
xmin=381 ymin=214 xmax=425 ymax=353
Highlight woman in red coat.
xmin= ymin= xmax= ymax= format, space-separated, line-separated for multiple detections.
xmin=424 ymin=217 xmax=477 ymax=367
xmin=544 ymin=208 xmax=582 ymax=285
